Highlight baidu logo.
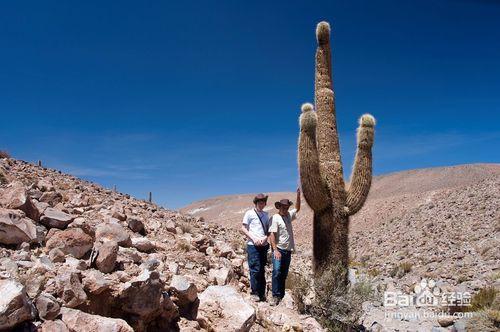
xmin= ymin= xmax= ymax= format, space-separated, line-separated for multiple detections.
xmin=384 ymin=278 xmax=471 ymax=307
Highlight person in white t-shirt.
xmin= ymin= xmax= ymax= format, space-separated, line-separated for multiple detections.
xmin=240 ymin=193 xmax=270 ymax=302
xmin=268 ymin=188 xmax=301 ymax=305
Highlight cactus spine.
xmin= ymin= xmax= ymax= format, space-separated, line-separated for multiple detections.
xmin=298 ymin=21 xmax=376 ymax=285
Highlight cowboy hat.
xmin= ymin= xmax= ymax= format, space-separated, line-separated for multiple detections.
xmin=275 ymin=199 xmax=293 ymax=209
xmin=253 ymin=193 xmax=269 ymax=204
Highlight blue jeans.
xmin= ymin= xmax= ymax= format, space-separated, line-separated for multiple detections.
xmin=272 ymin=248 xmax=292 ymax=298
xmin=247 ymin=244 xmax=269 ymax=299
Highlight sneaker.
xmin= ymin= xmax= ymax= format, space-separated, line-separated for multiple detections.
xmin=269 ymin=296 xmax=280 ymax=306
xmin=250 ymin=294 xmax=260 ymax=302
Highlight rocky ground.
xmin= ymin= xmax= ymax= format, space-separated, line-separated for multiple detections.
xmin=1 ymin=157 xmax=498 ymax=331
xmin=0 ymin=157 xmax=323 ymax=331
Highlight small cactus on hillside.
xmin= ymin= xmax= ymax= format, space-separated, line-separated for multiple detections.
xmin=298 ymin=21 xmax=376 ymax=285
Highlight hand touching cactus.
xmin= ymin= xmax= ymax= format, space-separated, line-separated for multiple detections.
xmin=298 ymin=21 xmax=376 ymax=285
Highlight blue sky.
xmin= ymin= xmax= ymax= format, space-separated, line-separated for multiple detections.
xmin=1 ymin=0 xmax=499 ymax=208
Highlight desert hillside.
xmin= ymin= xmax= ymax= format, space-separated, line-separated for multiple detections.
xmin=183 ymin=163 xmax=500 ymax=287
xmin=1 ymin=157 xmax=498 ymax=332
xmin=0 ymin=157 xmax=323 ymax=331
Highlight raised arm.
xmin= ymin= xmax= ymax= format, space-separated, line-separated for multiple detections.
xmin=295 ymin=187 xmax=301 ymax=213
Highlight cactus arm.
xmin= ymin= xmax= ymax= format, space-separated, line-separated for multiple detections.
xmin=314 ymin=22 xmax=347 ymax=208
xmin=298 ymin=103 xmax=331 ymax=212
xmin=345 ymin=114 xmax=376 ymax=215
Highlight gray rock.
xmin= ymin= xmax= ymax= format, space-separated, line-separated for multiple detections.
xmin=453 ymin=319 xmax=467 ymax=332
xmin=56 ymin=271 xmax=87 ymax=308
xmin=39 ymin=191 xmax=63 ymax=206
xmin=165 ymin=219 xmax=176 ymax=233
xmin=61 ymin=307 xmax=133 ymax=332
xmin=82 ymin=269 xmax=112 ymax=295
xmin=95 ymin=240 xmax=118 ymax=273
xmin=40 ymin=207 xmax=74 ymax=229
xmin=208 ymin=267 xmax=233 ymax=285
xmin=36 ymin=292 xmax=61 ymax=321
xmin=49 ymin=247 xmax=66 ymax=263
xmin=41 ymin=319 xmax=69 ymax=332
xmin=119 ymin=270 xmax=165 ymax=323
xmin=198 ymin=285 xmax=255 ymax=332
xmin=169 ymin=275 xmax=199 ymax=320
xmin=438 ymin=316 xmax=455 ymax=327
xmin=46 ymin=228 xmax=93 ymax=258
xmin=131 ymin=236 xmax=154 ymax=252
xmin=127 ymin=217 xmax=145 ymax=234
xmin=0 ymin=208 xmax=38 ymax=245
xmin=95 ymin=222 xmax=131 ymax=247
xmin=0 ymin=279 xmax=34 ymax=330
xmin=0 ymin=182 xmax=40 ymax=221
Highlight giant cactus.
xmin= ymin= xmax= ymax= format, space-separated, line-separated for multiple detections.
xmin=298 ymin=21 xmax=376 ymax=285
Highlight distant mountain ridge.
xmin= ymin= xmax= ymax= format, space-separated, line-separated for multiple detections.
xmin=181 ymin=163 xmax=500 ymax=243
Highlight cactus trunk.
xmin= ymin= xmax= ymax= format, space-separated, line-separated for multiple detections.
xmin=312 ymin=210 xmax=349 ymax=284
xmin=298 ymin=21 xmax=376 ymax=287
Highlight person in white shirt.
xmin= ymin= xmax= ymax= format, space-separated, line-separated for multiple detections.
xmin=240 ymin=193 xmax=270 ymax=301
xmin=268 ymin=188 xmax=301 ymax=305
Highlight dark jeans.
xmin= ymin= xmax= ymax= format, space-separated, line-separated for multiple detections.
xmin=247 ymin=244 xmax=269 ymax=299
xmin=272 ymin=248 xmax=292 ymax=298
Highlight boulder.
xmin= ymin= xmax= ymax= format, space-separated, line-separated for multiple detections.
xmin=169 ymin=275 xmax=199 ymax=319
xmin=96 ymin=222 xmax=132 ymax=247
xmin=49 ymin=247 xmax=66 ymax=263
xmin=64 ymin=257 xmax=88 ymax=271
xmin=119 ymin=270 xmax=164 ymax=320
xmin=46 ymin=228 xmax=93 ymax=258
xmin=24 ymin=265 xmax=49 ymax=298
xmin=36 ymin=179 xmax=55 ymax=192
xmin=127 ymin=217 xmax=145 ymax=234
xmin=208 ymin=267 xmax=233 ymax=286
xmin=82 ymin=269 xmax=112 ymax=295
xmin=112 ymin=210 xmax=127 ymax=221
xmin=170 ymin=275 xmax=198 ymax=303
xmin=67 ymin=217 xmax=96 ymax=237
xmin=169 ymin=262 xmax=180 ymax=275
xmin=69 ymin=194 xmax=89 ymax=208
xmin=0 ymin=182 xmax=40 ymax=221
xmin=39 ymin=191 xmax=63 ymax=206
xmin=40 ymin=207 xmax=74 ymax=229
xmin=95 ymin=240 xmax=119 ymax=273
xmin=198 ymin=286 xmax=255 ymax=332
xmin=0 ymin=208 xmax=38 ymax=245
xmin=35 ymin=292 xmax=61 ymax=321
xmin=0 ymin=280 xmax=34 ymax=330
xmin=41 ymin=320 xmax=69 ymax=332
xmin=438 ymin=316 xmax=455 ymax=327
xmin=61 ymin=307 xmax=133 ymax=332
xmin=55 ymin=271 xmax=87 ymax=308
xmin=215 ymin=240 xmax=234 ymax=258
xmin=0 ymin=257 xmax=19 ymax=279
xmin=131 ymin=236 xmax=155 ymax=252
xmin=140 ymin=258 xmax=161 ymax=271
xmin=36 ymin=178 xmax=55 ymax=192
xmin=165 ymin=219 xmax=176 ymax=233
xmin=33 ymin=200 xmax=50 ymax=215
xmin=117 ymin=246 xmax=142 ymax=264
